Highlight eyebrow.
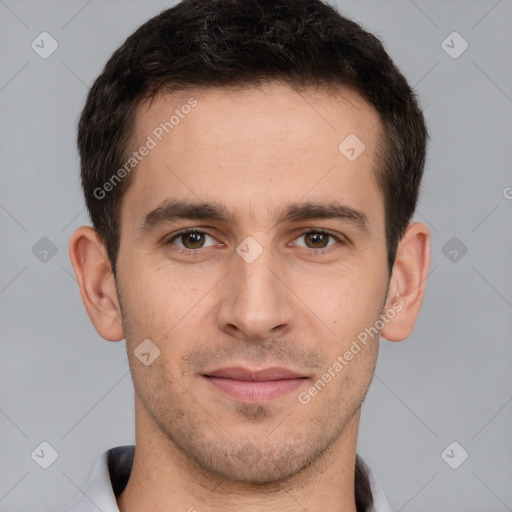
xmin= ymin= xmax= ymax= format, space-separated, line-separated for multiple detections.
xmin=136 ymin=199 xmax=371 ymax=234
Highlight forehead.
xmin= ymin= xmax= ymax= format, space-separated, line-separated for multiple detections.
xmin=122 ymin=82 xmax=384 ymax=230
xmin=134 ymin=83 xmax=380 ymax=152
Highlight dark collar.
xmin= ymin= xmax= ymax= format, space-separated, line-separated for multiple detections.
xmin=107 ymin=445 xmax=373 ymax=511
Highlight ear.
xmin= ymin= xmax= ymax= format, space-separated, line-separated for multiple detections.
xmin=68 ymin=225 xmax=125 ymax=342
xmin=381 ymin=222 xmax=430 ymax=342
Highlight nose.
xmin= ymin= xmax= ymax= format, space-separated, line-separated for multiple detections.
xmin=216 ymin=241 xmax=294 ymax=342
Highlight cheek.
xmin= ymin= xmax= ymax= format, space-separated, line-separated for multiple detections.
xmin=304 ymin=268 xmax=386 ymax=335
xmin=119 ymin=256 xmax=182 ymax=330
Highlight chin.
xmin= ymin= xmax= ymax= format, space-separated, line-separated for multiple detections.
xmin=189 ymin=438 xmax=326 ymax=486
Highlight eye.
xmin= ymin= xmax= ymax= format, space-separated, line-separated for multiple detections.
xmin=293 ymin=229 xmax=344 ymax=253
xmin=165 ymin=228 xmax=219 ymax=251
xmin=164 ymin=227 xmax=346 ymax=256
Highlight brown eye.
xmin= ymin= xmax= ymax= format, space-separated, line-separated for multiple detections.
xmin=303 ymin=231 xmax=331 ymax=249
xmin=180 ymin=231 xmax=205 ymax=249
xmin=166 ymin=229 xmax=217 ymax=250
xmin=295 ymin=230 xmax=340 ymax=251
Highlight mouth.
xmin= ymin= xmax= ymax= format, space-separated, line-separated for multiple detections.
xmin=202 ymin=366 xmax=309 ymax=403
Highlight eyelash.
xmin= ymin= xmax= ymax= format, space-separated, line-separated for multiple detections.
xmin=164 ymin=228 xmax=346 ymax=258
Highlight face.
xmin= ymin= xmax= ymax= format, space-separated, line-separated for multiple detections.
xmin=115 ymin=82 xmax=390 ymax=484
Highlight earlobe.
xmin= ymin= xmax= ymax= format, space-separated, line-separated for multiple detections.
xmin=68 ymin=226 xmax=125 ymax=342
xmin=381 ymin=222 xmax=430 ymax=342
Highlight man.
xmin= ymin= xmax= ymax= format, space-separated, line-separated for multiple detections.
xmin=63 ymin=0 xmax=430 ymax=510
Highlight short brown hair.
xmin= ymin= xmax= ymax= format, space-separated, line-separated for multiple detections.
xmin=77 ymin=0 xmax=428 ymax=277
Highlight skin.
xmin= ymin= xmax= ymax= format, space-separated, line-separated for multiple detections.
xmin=69 ymin=82 xmax=430 ymax=512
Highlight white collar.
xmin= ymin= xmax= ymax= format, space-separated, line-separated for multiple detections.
xmin=60 ymin=445 xmax=391 ymax=512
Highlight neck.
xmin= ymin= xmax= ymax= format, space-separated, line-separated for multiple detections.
xmin=117 ymin=398 xmax=362 ymax=512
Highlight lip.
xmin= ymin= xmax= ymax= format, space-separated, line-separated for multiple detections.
xmin=203 ymin=366 xmax=309 ymax=403
xmin=205 ymin=366 xmax=305 ymax=381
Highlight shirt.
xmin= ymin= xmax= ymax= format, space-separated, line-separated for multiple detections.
xmin=59 ymin=445 xmax=391 ymax=512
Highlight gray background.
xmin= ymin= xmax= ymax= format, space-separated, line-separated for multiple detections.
xmin=1 ymin=0 xmax=511 ymax=510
